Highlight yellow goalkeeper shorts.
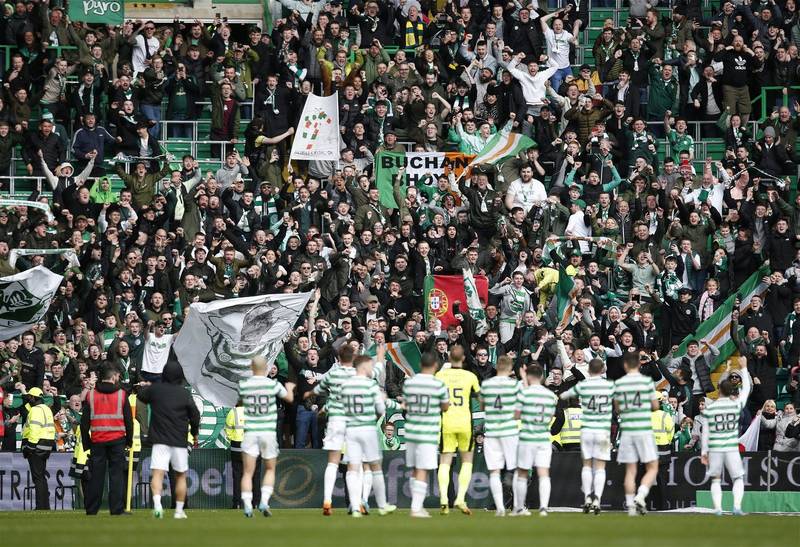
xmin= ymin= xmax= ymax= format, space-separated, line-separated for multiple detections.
xmin=440 ymin=429 xmax=474 ymax=453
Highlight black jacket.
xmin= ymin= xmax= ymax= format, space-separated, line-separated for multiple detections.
xmin=137 ymin=361 xmax=200 ymax=447
xmin=80 ymin=381 xmax=134 ymax=447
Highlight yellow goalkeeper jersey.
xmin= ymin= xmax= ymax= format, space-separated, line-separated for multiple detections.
xmin=435 ymin=367 xmax=480 ymax=433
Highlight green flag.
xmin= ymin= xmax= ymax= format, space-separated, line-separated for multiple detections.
xmin=369 ymin=342 xmax=422 ymax=377
xmin=555 ymin=267 xmax=575 ymax=330
xmin=68 ymin=1 xmax=124 ymax=25
xmin=674 ymin=264 xmax=770 ymax=370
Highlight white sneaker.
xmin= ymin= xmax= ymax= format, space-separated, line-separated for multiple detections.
xmin=633 ymin=496 xmax=647 ymax=515
xmin=627 ymin=505 xmax=638 ymax=517
xmin=495 ymin=509 xmax=507 ymax=517
xmin=410 ymin=509 xmax=431 ymax=518
xmin=539 ymin=508 xmax=549 ymax=517
xmin=174 ymin=511 xmax=188 ymax=520
xmin=511 ymin=508 xmax=531 ymax=517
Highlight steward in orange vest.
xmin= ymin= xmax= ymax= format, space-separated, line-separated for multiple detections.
xmin=80 ymin=364 xmax=133 ymax=515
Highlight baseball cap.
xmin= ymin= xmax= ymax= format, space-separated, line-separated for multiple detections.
xmin=367 ymin=295 xmax=379 ymax=303
xmin=27 ymin=387 xmax=44 ymax=398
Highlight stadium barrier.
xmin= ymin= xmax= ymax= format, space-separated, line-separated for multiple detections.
xmin=2 ymin=450 xmax=799 ymax=512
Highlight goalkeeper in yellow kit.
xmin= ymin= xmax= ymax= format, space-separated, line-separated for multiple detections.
xmin=435 ymin=345 xmax=481 ymax=515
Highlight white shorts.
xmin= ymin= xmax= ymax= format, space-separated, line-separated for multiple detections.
xmin=581 ymin=430 xmax=612 ymax=461
xmin=345 ymin=427 xmax=381 ymax=464
xmin=242 ymin=432 xmax=279 ymax=460
xmin=484 ymin=436 xmax=518 ymax=471
xmin=405 ymin=442 xmax=438 ymax=470
xmin=516 ymin=441 xmax=552 ymax=470
xmin=617 ymin=434 xmax=658 ymax=464
xmin=707 ymin=451 xmax=745 ymax=480
xmin=323 ymin=417 xmax=347 ymax=451
xmin=150 ymin=444 xmax=189 ymax=473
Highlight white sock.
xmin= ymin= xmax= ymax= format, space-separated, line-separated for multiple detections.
xmin=261 ymin=486 xmax=273 ymax=507
xmin=323 ymin=462 xmax=338 ymax=504
xmin=175 ymin=501 xmax=184 ymax=513
xmin=346 ymin=471 xmax=362 ymax=512
xmin=411 ymin=479 xmax=427 ymax=512
xmin=711 ymin=479 xmax=722 ymax=512
xmin=513 ymin=475 xmax=528 ymax=511
xmin=361 ymin=470 xmax=373 ymax=504
xmin=372 ymin=471 xmax=387 ymax=508
xmin=241 ymin=491 xmax=253 ymax=511
xmin=593 ymin=469 xmax=606 ymax=502
xmin=581 ymin=466 xmax=593 ymax=499
xmin=636 ymin=484 xmax=650 ymax=502
xmin=489 ymin=472 xmax=504 ymax=512
xmin=539 ymin=476 xmax=551 ymax=510
xmin=625 ymin=494 xmax=635 ymax=508
xmin=153 ymin=494 xmax=162 ymax=511
xmin=732 ymin=477 xmax=744 ymax=511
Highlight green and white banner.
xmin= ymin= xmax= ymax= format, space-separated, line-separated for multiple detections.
xmin=67 ymin=1 xmax=124 ymax=26
xmin=174 ymin=292 xmax=312 ymax=407
xmin=0 ymin=266 xmax=63 ymax=338
xmin=0 ymin=199 xmax=54 ymax=223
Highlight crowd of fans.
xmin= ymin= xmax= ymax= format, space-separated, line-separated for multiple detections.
xmin=2 ymin=0 xmax=800 ymax=461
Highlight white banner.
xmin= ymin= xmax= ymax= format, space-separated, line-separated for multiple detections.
xmin=289 ymin=92 xmax=341 ymax=160
xmin=173 ymin=292 xmax=312 ymax=407
xmin=0 ymin=452 xmax=74 ymax=511
xmin=0 ymin=266 xmax=63 ymax=339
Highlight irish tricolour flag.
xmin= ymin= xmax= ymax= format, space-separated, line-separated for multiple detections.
xmin=675 ymin=264 xmax=770 ymax=370
xmin=465 ymin=131 xmax=537 ymax=175
xmin=372 ymin=342 xmax=422 ymax=377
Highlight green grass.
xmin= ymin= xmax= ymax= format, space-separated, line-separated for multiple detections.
xmin=0 ymin=509 xmax=795 ymax=547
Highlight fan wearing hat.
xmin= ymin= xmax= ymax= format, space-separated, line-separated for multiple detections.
xmin=20 ymin=384 xmax=58 ymax=509
xmin=114 ymin=156 xmax=172 ymax=209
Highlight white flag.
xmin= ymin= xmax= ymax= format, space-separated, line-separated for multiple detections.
xmin=462 ymin=268 xmax=488 ymax=337
xmin=289 ymin=92 xmax=341 ymax=161
xmin=173 ymin=292 xmax=312 ymax=407
xmin=0 ymin=266 xmax=63 ymax=338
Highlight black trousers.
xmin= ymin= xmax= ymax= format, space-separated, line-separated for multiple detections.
xmin=230 ymin=448 xmax=262 ymax=508
xmin=85 ymin=441 xmax=127 ymax=515
xmin=26 ymin=450 xmax=51 ymax=510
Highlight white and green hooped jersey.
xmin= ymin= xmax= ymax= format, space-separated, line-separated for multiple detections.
xmin=562 ymin=377 xmax=615 ymax=432
xmin=402 ymin=373 xmax=449 ymax=445
xmin=481 ymin=376 xmax=521 ymax=438
xmin=340 ymin=375 xmax=385 ymax=429
xmin=516 ymin=384 xmax=558 ymax=443
xmin=313 ymin=364 xmax=356 ymax=418
xmin=613 ymin=373 xmax=657 ymax=435
xmin=702 ymin=397 xmax=744 ymax=452
xmin=238 ymin=376 xmax=288 ymax=434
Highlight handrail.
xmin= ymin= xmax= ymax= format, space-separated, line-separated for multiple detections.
xmin=0 ymin=44 xmax=78 ymax=71
xmin=755 ymin=85 xmax=800 ymax=122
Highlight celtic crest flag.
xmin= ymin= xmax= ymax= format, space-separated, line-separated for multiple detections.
xmin=0 ymin=266 xmax=63 ymax=338
xmin=67 ymin=1 xmax=124 ymax=25
xmin=174 ymin=292 xmax=312 ymax=407
xmin=462 ymin=268 xmax=488 ymax=336
xmin=289 ymin=92 xmax=341 ymax=160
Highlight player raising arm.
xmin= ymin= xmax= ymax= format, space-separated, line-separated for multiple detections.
xmin=560 ymin=358 xmax=615 ymax=514
xmin=701 ymin=373 xmax=751 ymax=515
xmin=514 ymin=363 xmax=558 ymax=517
xmin=402 ymin=352 xmax=450 ymax=518
xmin=341 ymin=355 xmax=396 ymax=518
xmin=238 ymin=356 xmax=294 ymax=518
xmin=480 ymin=356 xmax=521 ymax=516
xmin=435 ymin=345 xmax=481 ymax=515
xmin=308 ymin=345 xmax=357 ymax=516
xmin=613 ymin=353 xmax=660 ymax=516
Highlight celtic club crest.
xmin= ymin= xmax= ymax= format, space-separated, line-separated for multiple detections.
xmin=428 ymin=288 xmax=449 ymax=318
xmin=0 ymin=280 xmax=49 ymax=327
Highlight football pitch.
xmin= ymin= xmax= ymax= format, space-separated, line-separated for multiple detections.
xmin=1 ymin=509 xmax=795 ymax=547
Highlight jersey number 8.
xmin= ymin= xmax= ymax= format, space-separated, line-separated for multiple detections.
xmin=246 ymin=394 xmax=270 ymax=416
